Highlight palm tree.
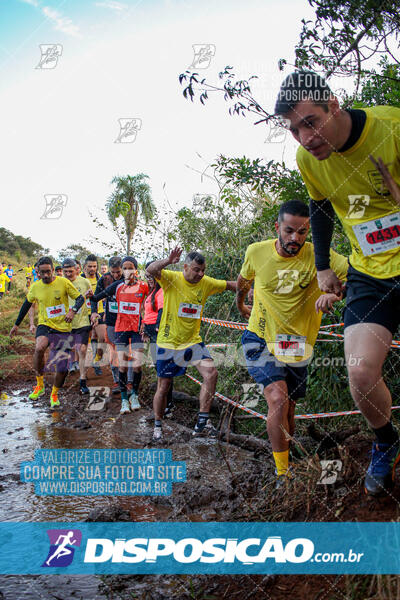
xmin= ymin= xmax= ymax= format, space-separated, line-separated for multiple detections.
xmin=106 ymin=174 xmax=156 ymax=254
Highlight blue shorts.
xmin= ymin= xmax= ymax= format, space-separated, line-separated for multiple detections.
xmin=156 ymin=342 xmax=212 ymax=378
xmin=241 ymin=329 xmax=308 ymax=400
xmin=114 ymin=330 xmax=144 ymax=352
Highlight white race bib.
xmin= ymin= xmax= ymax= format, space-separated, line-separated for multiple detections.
xmin=46 ymin=304 xmax=66 ymax=319
xmin=85 ymin=298 xmax=91 ymax=309
xmin=352 ymin=212 xmax=400 ymax=256
xmin=178 ymin=302 xmax=202 ymax=319
xmin=275 ymin=334 xmax=306 ymax=357
xmin=119 ymin=301 xmax=139 ymax=315
xmin=109 ymin=301 xmax=118 ymax=313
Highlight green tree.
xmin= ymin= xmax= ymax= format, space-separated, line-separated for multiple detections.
xmin=106 ymin=174 xmax=156 ymax=254
xmin=58 ymin=243 xmax=94 ymax=264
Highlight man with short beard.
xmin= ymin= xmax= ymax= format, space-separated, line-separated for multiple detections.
xmin=237 ymin=200 xmax=347 ymax=488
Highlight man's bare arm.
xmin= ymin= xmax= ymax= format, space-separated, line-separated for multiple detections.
xmin=146 ymin=246 xmax=182 ymax=280
xmin=236 ymin=274 xmax=253 ymax=320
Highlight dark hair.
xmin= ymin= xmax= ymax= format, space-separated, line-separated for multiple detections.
xmin=55 ymin=265 xmax=62 ymax=271
xmin=109 ymin=256 xmax=122 ymax=268
xmin=145 ymin=262 xmax=161 ymax=311
xmin=278 ymin=200 xmax=309 ymax=223
xmin=275 ymin=71 xmax=332 ymax=115
xmin=85 ymin=254 xmax=98 ymax=264
xmin=121 ymin=256 xmax=138 ymax=269
xmin=62 ymin=258 xmax=76 ymax=268
xmin=37 ymin=256 xmax=53 ymax=268
xmin=185 ymin=251 xmax=205 ymax=265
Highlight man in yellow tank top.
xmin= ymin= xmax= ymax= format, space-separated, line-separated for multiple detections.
xmin=275 ymin=71 xmax=400 ymax=495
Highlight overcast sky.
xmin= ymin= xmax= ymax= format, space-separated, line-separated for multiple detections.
xmin=1 ymin=0 xmax=345 ymax=258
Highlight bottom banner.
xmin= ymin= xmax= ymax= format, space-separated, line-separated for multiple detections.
xmin=0 ymin=522 xmax=397 ymax=575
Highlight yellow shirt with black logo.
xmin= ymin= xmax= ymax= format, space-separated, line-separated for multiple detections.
xmin=240 ymin=240 xmax=348 ymax=363
xmin=69 ymin=275 xmax=91 ymax=329
xmin=87 ymin=276 xmax=104 ymax=314
xmin=0 ymin=273 xmax=10 ymax=293
xmin=297 ymin=106 xmax=400 ymax=279
xmin=27 ymin=276 xmax=81 ymax=332
xmin=156 ymin=270 xmax=227 ymax=349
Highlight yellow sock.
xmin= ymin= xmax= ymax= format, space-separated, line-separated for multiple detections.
xmin=51 ymin=385 xmax=59 ymax=396
xmin=36 ymin=376 xmax=44 ymax=388
xmin=273 ymin=450 xmax=289 ymax=476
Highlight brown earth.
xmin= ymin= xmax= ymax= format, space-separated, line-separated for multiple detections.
xmin=2 ymin=352 xmax=400 ymax=599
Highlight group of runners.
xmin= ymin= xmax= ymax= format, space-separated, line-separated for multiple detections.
xmin=7 ymin=71 xmax=400 ymax=497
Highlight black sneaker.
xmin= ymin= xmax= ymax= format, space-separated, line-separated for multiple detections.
xmin=164 ymin=402 xmax=174 ymax=418
xmin=192 ymin=419 xmax=218 ymax=438
xmin=80 ymin=384 xmax=90 ymax=395
xmin=364 ymin=441 xmax=400 ymax=496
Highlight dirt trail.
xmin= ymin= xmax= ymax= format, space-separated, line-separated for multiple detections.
xmin=1 ymin=356 xmax=399 ymax=598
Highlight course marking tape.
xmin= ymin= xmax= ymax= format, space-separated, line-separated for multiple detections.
xmin=185 ymin=373 xmax=400 ymax=421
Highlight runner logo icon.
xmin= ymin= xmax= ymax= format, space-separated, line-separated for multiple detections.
xmin=42 ymin=529 xmax=82 ymax=567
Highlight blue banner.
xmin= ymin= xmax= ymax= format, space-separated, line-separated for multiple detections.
xmin=0 ymin=522 xmax=399 ymax=574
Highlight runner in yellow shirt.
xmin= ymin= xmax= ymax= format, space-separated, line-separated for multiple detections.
xmin=146 ymin=247 xmax=237 ymax=440
xmin=275 ymin=71 xmax=400 ymax=495
xmin=10 ymin=256 xmax=85 ymax=407
xmin=62 ymin=258 xmax=92 ymax=395
xmin=237 ymin=200 xmax=347 ymax=487
xmin=0 ymin=265 xmax=10 ymax=299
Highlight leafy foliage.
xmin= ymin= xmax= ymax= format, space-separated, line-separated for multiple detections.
xmin=0 ymin=227 xmax=45 ymax=259
xmin=106 ymin=174 xmax=156 ymax=254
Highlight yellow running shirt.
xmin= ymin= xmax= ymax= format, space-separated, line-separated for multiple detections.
xmin=87 ymin=276 xmax=104 ymax=314
xmin=27 ymin=276 xmax=81 ymax=332
xmin=240 ymin=240 xmax=348 ymax=363
xmin=156 ymin=270 xmax=227 ymax=349
xmin=69 ymin=275 xmax=91 ymax=329
xmin=0 ymin=273 xmax=10 ymax=293
xmin=24 ymin=267 xmax=33 ymax=278
xmin=297 ymin=106 xmax=400 ymax=279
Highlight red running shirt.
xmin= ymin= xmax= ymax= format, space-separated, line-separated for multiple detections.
xmin=143 ymin=288 xmax=164 ymax=324
xmin=114 ymin=280 xmax=149 ymax=332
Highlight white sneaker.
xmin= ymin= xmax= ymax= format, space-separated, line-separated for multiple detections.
xmin=153 ymin=426 xmax=163 ymax=441
xmin=129 ymin=390 xmax=141 ymax=411
xmin=120 ymin=399 xmax=130 ymax=414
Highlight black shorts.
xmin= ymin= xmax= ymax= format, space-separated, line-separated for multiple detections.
xmin=344 ymin=265 xmax=400 ymax=335
xmin=72 ymin=325 xmax=91 ymax=346
xmin=35 ymin=325 xmax=74 ymax=372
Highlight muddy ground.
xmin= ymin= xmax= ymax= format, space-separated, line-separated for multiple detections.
xmin=1 ymin=354 xmax=400 ymax=599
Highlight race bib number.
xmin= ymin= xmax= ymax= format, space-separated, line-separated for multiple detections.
xmin=275 ymin=334 xmax=306 ymax=357
xmin=120 ymin=301 xmax=140 ymax=315
xmin=353 ymin=212 xmax=400 ymax=256
xmin=46 ymin=304 xmax=66 ymax=319
xmin=108 ymin=301 xmax=118 ymax=313
xmin=178 ymin=302 xmax=202 ymax=319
